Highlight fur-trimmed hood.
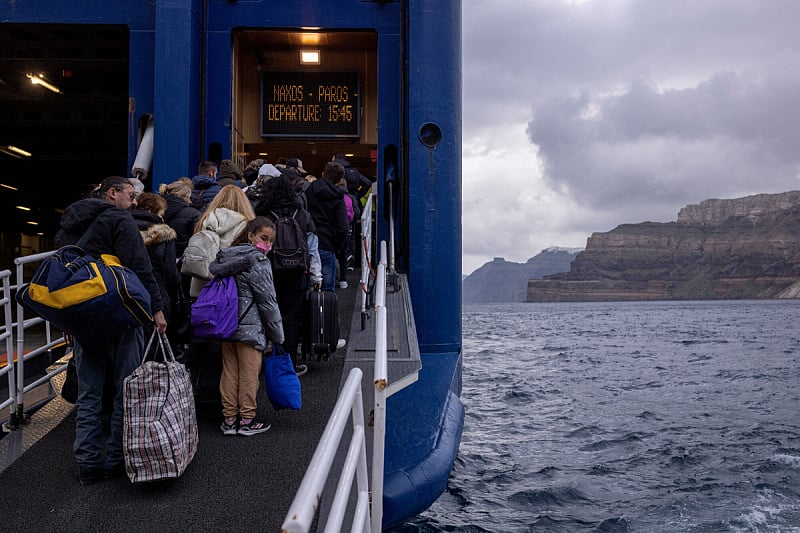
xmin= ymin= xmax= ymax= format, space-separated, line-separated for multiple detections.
xmin=140 ymin=223 xmax=177 ymax=246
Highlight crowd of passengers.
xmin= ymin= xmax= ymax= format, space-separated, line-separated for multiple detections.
xmin=55 ymin=154 xmax=373 ymax=484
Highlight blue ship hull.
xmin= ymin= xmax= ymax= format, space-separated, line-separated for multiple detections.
xmin=1 ymin=0 xmax=463 ymax=528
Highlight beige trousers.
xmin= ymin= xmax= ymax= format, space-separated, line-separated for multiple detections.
xmin=220 ymin=341 xmax=262 ymax=420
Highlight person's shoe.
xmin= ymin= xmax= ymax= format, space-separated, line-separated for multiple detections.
xmin=338 ymin=280 xmax=348 ymax=289
xmin=336 ymin=338 xmax=347 ymax=350
xmin=103 ymin=463 xmax=127 ymax=480
xmin=295 ymin=364 xmax=308 ymax=377
xmin=346 ymin=266 xmax=355 ymax=272
xmin=238 ymin=420 xmax=271 ymax=436
xmin=220 ymin=419 xmax=238 ymax=436
xmin=78 ymin=467 xmax=104 ymax=486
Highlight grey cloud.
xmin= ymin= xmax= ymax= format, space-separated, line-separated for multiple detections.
xmin=527 ymin=60 xmax=800 ymax=221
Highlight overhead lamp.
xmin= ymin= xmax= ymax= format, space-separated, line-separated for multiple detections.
xmin=16 ymin=205 xmax=31 ymax=211
xmin=300 ymin=50 xmax=320 ymax=65
xmin=26 ymin=73 xmax=62 ymax=94
xmin=7 ymin=145 xmax=32 ymax=157
xmin=0 ymin=145 xmax=32 ymax=159
xmin=0 ymin=183 xmax=18 ymax=191
xmin=26 ymin=221 xmax=38 ymax=226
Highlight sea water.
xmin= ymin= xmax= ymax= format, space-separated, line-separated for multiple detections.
xmin=395 ymin=300 xmax=800 ymax=532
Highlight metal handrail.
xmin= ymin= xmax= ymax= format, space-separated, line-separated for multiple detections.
xmin=282 ymin=368 xmax=370 ymax=533
xmin=1 ymin=270 xmax=17 ymax=417
xmin=3 ymin=251 xmax=66 ymax=429
xmin=283 ymin=240 xmax=390 ymax=533
xmin=359 ymin=187 xmax=375 ymax=316
xmin=371 ymin=241 xmax=388 ymax=532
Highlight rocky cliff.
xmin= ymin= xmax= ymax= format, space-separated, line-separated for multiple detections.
xmin=528 ymin=191 xmax=800 ymax=301
xmin=463 ymin=248 xmax=580 ymax=303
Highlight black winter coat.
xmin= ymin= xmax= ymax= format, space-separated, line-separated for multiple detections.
xmin=163 ymin=195 xmax=201 ymax=257
xmin=306 ymin=178 xmax=348 ymax=254
xmin=133 ymin=210 xmax=181 ymax=318
xmin=55 ymin=198 xmax=164 ymax=313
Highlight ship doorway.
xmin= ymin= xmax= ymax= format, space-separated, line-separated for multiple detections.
xmin=231 ymin=29 xmax=378 ymax=181
xmin=0 ymin=23 xmax=129 ymax=267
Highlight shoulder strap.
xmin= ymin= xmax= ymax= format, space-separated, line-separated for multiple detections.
xmin=75 ymin=216 xmax=103 ymax=249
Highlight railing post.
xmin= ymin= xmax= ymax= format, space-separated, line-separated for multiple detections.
xmin=371 ymin=242 xmax=388 ymax=532
xmin=1 ymin=270 xmax=17 ymax=430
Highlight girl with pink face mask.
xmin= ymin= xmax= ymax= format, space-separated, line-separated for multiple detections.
xmin=209 ymin=216 xmax=284 ymax=436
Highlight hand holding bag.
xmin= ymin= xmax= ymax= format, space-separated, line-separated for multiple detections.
xmin=123 ymin=330 xmax=199 ymax=482
xmin=264 ymin=344 xmax=302 ymax=411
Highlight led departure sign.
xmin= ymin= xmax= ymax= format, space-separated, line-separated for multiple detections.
xmin=261 ymin=71 xmax=360 ymax=137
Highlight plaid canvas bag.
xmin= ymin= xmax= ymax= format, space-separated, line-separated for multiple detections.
xmin=123 ymin=330 xmax=198 ymax=482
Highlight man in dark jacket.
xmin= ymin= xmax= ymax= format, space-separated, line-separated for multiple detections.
xmin=190 ymin=160 xmax=221 ymax=211
xmin=55 ymin=176 xmax=167 ymax=485
xmin=306 ymin=162 xmax=349 ymax=291
xmin=332 ymin=153 xmax=372 ymax=201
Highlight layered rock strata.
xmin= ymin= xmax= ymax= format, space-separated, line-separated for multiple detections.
xmin=528 ymin=191 xmax=800 ymax=301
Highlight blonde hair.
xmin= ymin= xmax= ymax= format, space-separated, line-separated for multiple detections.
xmin=194 ymin=184 xmax=256 ymax=233
xmin=159 ymin=180 xmax=193 ymax=203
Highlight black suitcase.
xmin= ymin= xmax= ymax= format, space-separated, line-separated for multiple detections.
xmin=183 ymin=338 xmax=223 ymax=410
xmin=303 ymin=289 xmax=340 ymax=361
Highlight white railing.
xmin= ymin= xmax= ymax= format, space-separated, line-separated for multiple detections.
xmin=359 ymin=187 xmax=375 ymax=316
xmin=2 ymin=251 xmax=68 ymax=431
xmin=282 ymin=368 xmax=370 ymax=533
xmin=1 ymin=269 xmax=17 ymax=419
xmin=371 ymin=241 xmax=388 ymax=532
xmin=283 ymin=240 xmax=390 ymax=533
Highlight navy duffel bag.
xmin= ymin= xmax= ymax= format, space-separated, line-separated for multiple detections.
xmin=16 ymin=245 xmax=152 ymax=344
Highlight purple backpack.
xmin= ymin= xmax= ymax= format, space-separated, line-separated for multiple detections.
xmin=191 ymin=276 xmax=246 ymax=339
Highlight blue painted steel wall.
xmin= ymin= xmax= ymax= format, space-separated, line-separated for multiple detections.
xmin=405 ymin=0 xmax=463 ymax=354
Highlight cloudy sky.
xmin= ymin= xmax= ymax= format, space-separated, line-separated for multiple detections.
xmin=461 ymin=0 xmax=800 ymax=275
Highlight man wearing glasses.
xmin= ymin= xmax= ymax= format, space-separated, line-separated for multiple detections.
xmin=55 ymin=176 xmax=167 ymax=485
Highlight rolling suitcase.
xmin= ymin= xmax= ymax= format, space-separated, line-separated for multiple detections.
xmin=303 ymin=289 xmax=340 ymax=361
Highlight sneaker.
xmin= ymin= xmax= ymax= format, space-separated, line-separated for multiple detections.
xmin=238 ymin=420 xmax=271 ymax=436
xmin=220 ymin=419 xmax=238 ymax=436
xmin=337 ymin=338 xmax=347 ymax=350
xmin=338 ymin=280 xmax=349 ymax=289
xmin=295 ymin=364 xmax=308 ymax=377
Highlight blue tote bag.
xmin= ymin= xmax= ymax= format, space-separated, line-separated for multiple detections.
xmin=263 ymin=344 xmax=301 ymax=410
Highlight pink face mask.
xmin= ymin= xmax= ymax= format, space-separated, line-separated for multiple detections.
xmin=255 ymin=241 xmax=272 ymax=254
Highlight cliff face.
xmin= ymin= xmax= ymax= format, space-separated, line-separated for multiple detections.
xmin=528 ymin=191 xmax=800 ymax=302
xmin=463 ymin=248 xmax=580 ymax=303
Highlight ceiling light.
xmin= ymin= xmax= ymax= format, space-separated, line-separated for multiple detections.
xmin=26 ymin=221 xmax=38 ymax=226
xmin=0 ymin=183 xmax=18 ymax=191
xmin=16 ymin=205 xmax=31 ymax=211
xmin=26 ymin=73 xmax=61 ymax=94
xmin=7 ymin=145 xmax=32 ymax=157
xmin=300 ymin=50 xmax=320 ymax=65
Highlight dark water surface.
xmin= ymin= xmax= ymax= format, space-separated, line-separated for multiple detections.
xmin=396 ymin=300 xmax=800 ymax=532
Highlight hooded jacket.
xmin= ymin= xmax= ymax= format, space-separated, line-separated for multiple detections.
xmin=191 ymin=174 xmax=222 ymax=211
xmin=188 ymin=207 xmax=250 ymax=297
xmin=306 ymin=177 xmax=349 ymax=253
xmin=209 ymin=244 xmax=284 ymax=351
xmin=133 ymin=210 xmax=181 ymax=316
xmin=55 ymin=198 xmax=164 ymax=313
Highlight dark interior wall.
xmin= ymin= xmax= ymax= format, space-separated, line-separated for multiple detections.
xmin=0 ymin=23 xmax=130 ymax=256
